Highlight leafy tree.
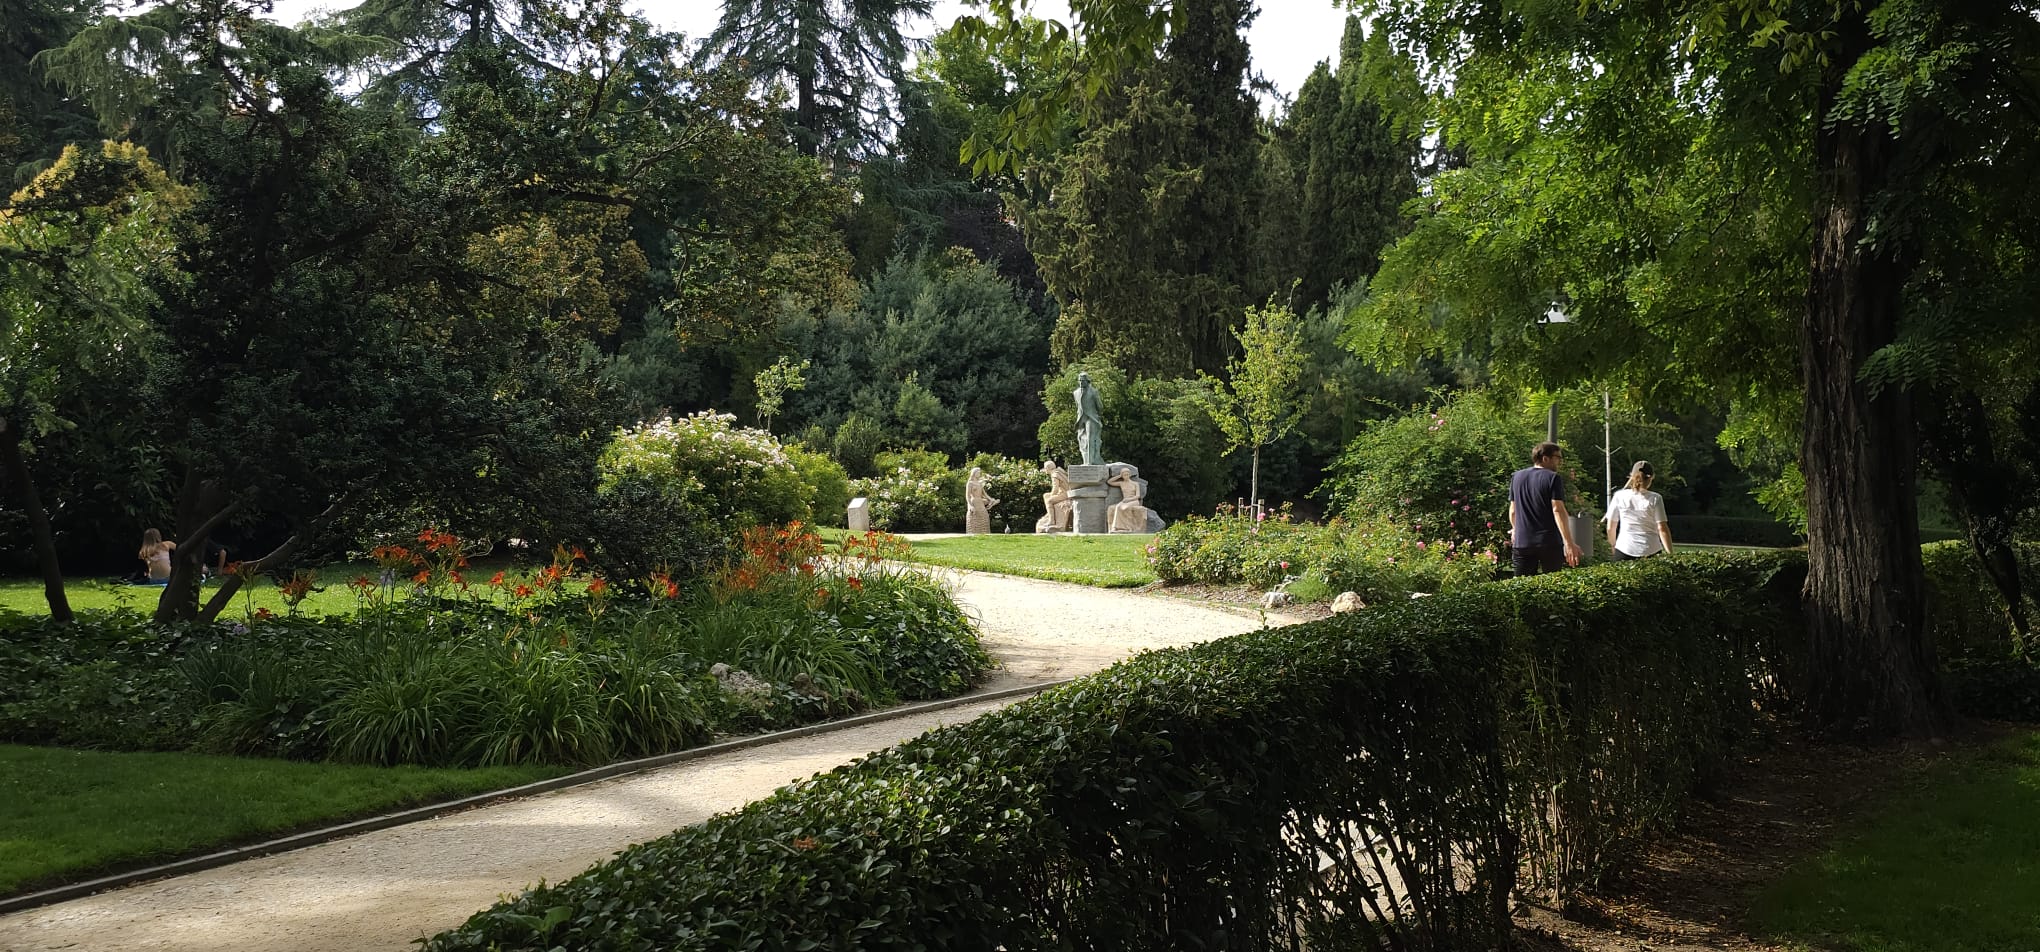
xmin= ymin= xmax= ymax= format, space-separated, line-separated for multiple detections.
xmin=1289 ymin=18 xmax=1421 ymax=313
xmin=1024 ymin=0 xmax=1261 ymax=376
xmin=1200 ymin=302 xmax=1308 ymax=512
xmin=0 ymin=142 xmax=187 ymax=620
xmin=1339 ymin=0 xmax=2040 ymax=735
xmin=752 ymin=356 xmax=811 ymax=433
xmin=696 ymin=0 xmax=933 ymax=159
xmin=777 ymin=250 xmax=1050 ymax=459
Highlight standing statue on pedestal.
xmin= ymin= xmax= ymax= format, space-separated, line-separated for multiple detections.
xmin=1036 ymin=460 xmax=1073 ymax=533
xmin=965 ymin=467 xmax=998 ymax=534
xmin=1073 ymin=372 xmax=1104 ymax=466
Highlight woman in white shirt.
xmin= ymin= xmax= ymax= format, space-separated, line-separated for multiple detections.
xmin=1605 ymin=460 xmax=1674 ymax=559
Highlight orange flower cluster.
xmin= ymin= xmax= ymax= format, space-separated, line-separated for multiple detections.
xmin=719 ymin=522 xmax=825 ymax=593
xmin=278 ymin=569 xmax=317 ymax=607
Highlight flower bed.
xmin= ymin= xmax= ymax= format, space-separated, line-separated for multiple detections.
xmin=0 ymin=527 xmax=990 ymax=767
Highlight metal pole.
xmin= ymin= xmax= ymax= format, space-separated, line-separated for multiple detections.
xmin=1603 ymin=391 xmax=1613 ymax=510
xmin=1546 ymin=402 xmax=1558 ymax=444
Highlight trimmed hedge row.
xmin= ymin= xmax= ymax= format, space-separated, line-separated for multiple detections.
xmin=428 ymin=553 xmax=1800 ymax=951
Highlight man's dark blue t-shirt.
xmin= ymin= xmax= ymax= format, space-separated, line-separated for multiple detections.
xmin=1509 ymin=466 xmax=1565 ymax=548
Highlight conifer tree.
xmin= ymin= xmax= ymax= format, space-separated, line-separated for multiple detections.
xmin=1026 ymin=0 xmax=1260 ymax=376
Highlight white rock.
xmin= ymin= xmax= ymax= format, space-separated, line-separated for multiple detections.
xmin=1260 ymin=590 xmax=1293 ymax=610
xmin=1331 ymin=591 xmax=1365 ymax=614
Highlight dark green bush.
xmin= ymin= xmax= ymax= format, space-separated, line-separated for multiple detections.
xmin=427 ymin=553 xmax=1802 ymax=951
xmin=1922 ymin=539 xmax=2040 ymax=720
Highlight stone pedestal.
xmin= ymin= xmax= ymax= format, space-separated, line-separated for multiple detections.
xmin=1068 ymin=487 xmax=1109 ymax=534
xmin=1064 ymin=465 xmax=1111 ymax=534
xmin=847 ymin=497 xmax=870 ymax=533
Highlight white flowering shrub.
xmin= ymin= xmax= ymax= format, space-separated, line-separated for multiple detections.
xmin=601 ymin=412 xmax=812 ymax=528
xmin=849 ymin=449 xmax=963 ymax=532
xmin=594 ymin=413 xmax=817 ymax=579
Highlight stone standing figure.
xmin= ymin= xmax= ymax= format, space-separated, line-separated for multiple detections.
xmin=965 ymin=466 xmax=999 ymax=534
xmin=1073 ymin=372 xmax=1104 ymax=466
xmin=1037 ymin=460 xmax=1073 ymax=532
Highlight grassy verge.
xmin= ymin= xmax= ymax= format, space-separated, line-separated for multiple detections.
xmin=892 ymin=533 xmax=1158 ymax=588
xmin=1750 ymin=729 xmax=2040 ymax=951
xmin=1 ymin=564 xmax=374 ymax=618
xmin=0 ymin=745 xmax=562 ymax=897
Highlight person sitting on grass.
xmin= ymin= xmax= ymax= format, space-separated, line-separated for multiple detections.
xmin=137 ymin=528 xmax=175 ymax=585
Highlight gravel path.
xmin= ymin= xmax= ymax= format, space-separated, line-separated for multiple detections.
xmin=0 ymin=570 xmax=1300 ymax=952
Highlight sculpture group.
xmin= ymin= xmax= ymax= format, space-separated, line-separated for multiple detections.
xmin=1021 ymin=374 xmax=1165 ymax=535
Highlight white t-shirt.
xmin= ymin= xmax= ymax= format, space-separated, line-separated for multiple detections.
xmin=1605 ymin=488 xmax=1668 ymax=557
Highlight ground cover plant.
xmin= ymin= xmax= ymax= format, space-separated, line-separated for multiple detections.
xmin=1750 ymin=730 xmax=2040 ymax=952
xmin=0 ymin=745 xmax=561 ymax=896
xmin=0 ymin=527 xmax=989 ymax=767
xmin=899 ymin=533 xmax=1156 ymax=588
xmin=426 ymin=553 xmax=1803 ymax=951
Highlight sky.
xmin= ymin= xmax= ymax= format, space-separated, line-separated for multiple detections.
xmin=260 ymin=0 xmax=1355 ymax=104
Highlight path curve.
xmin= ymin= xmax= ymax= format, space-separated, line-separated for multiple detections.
xmin=0 ymin=570 xmax=1301 ymax=952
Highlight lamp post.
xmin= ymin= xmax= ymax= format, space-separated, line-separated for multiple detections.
xmin=1539 ymin=305 xmax=1569 ymax=443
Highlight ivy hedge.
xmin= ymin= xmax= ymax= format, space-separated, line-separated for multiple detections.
xmin=428 ymin=553 xmax=1801 ymax=951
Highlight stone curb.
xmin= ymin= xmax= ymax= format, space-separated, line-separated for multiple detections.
xmin=0 ymin=679 xmax=1069 ymax=917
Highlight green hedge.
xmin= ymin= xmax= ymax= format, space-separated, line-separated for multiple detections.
xmin=428 ymin=553 xmax=1800 ymax=951
xmin=1922 ymin=540 xmax=2040 ymax=720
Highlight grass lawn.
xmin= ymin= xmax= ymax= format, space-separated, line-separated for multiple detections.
xmin=0 ymin=554 xmax=604 ymax=620
xmin=1750 ymin=729 xmax=2040 ymax=951
xmin=895 ymin=533 xmax=1158 ymax=588
xmin=0 ymin=745 xmax=563 ymax=896
xmin=0 ymin=564 xmax=375 ymax=619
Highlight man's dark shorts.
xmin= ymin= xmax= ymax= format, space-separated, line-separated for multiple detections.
xmin=1512 ymin=545 xmax=1565 ymax=577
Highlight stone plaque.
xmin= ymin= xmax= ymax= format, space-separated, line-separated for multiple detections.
xmin=847 ymin=497 xmax=870 ymax=533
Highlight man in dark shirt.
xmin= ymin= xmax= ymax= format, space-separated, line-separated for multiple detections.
xmin=1508 ymin=441 xmax=1581 ymax=576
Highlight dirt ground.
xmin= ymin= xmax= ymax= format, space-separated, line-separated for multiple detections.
xmin=1516 ymin=725 xmax=1997 ymax=952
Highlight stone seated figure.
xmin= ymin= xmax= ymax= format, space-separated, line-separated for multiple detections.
xmin=1036 ymin=460 xmax=1072 ymax=533
xmin=1107 ymin=468 xmax=1153 ymax=534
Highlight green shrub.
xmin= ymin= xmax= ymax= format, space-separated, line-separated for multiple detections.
xmin=426 ymin=554 xmax=1801 ymax=952
xmin=1151 ymin=510 xmax=1504 ymax=601
xmin=1323 ymin=392 xmax=1526 ymax=552
xmin=787 ymin=442 xmax=851 ymax=528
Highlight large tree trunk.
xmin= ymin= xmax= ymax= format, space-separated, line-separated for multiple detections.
xmin=0 ymin=423 xmax=73 ymax=623
xmin=1798 ymin=19 xmax=1948 ymax=736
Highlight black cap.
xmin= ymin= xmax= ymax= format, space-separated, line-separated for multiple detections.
xmin=1630 ymin=460 xmax=1654 ymax=477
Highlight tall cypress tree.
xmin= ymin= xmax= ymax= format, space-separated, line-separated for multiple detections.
xmin=1294 ymin=16 xmax=1420 ymax=312
xmin=1027 ymin=0 xmax=1260 ymax=376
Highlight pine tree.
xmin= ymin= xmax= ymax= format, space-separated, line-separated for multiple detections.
xmin=697 ymin=0 xmax=933 ymax=159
